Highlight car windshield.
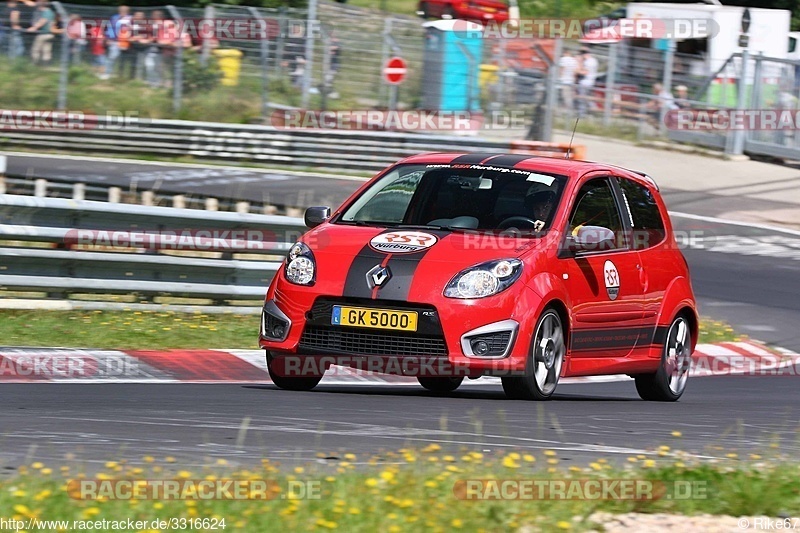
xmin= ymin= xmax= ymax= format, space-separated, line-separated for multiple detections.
xmin=337 ymin=163 xmax=567 ymax=233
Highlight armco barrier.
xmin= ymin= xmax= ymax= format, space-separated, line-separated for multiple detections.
xmin=0 ymin=116 xmax=586 ymax=173
xmin=0 ymin=194 xmax=305 ymax=302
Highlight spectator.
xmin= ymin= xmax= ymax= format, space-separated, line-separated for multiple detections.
xmin=557 ymin=49 xmax=578 ymax=111
xmin=26 ymin=0 xmax=54 ymax=65
xmin=575 ymin=47 xmax=598 ymax=117
xmin=674 ymin=85 xmax=691 ymax=109
xmin=2 ymin=0 xmax=27 ymax=58
xmin=66 ymin=13 xmax=86 ymax=64
xmin=87 ymin=17 xmax=105 ymax=72
xmin=145 ymin=10 xmax=166 ymax=87
xmin=127 ymin=11 xmax=150 ymax=79
xmin=646 ymin=83 xmax=677 ymax=125
xmin=102 ymin=4 xmax=130 ymax=79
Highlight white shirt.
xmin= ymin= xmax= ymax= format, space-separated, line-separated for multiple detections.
xmin=579 ymin=55 xmax=598 ymax=87
xmin=558 ymin=55 xmax=578 ymax=85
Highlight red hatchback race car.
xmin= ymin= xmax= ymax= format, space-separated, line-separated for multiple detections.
xmin=260 ymin=153 xmax=697 ymax=401
xmin=418 ymin=0 xmax=509 ymax=24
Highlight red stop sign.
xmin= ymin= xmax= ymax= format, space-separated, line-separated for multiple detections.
xmin=383 ymin=57 xmax=407 ymax=85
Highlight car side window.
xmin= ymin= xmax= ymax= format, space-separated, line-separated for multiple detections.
xmin=619 ymin=178 xmax=666 ymax=250
xmin=568 ymin=178 xmax=625 ymax=250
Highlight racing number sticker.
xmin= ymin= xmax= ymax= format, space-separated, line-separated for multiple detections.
xmin=604 ymin=260 xmax=620 ymax=301
xmin=369 ymin=231 xmax=438 ymax=254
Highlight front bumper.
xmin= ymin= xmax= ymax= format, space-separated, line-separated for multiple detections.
xmin=259 ymin=285 xmax=543 ymax=374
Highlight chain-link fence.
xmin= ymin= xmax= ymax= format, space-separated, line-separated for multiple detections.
xmin=3 ymin=1 xmax=800 ymax=160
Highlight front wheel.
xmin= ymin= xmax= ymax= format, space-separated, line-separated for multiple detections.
xmin=502 ymin=309 xmax=565 ymax=400
xmin=266 ymin=351 xmax=323 ymax=391
xmin=417 ymin=376 xmax=463 ymax=392
xmin=634 ymin=315 xmax=692 ymax=401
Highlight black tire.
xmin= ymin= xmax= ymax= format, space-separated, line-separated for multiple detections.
xmin=266 ymin=351 xmax=322 ymax=392
xmin=634 ymin=315 xmax=692 ymax=402
xmin=502 ymin=308 xmax=566 ymax=400
xmin=442 ymin=5 xmax=455 ymax=19
xmin=417 ymin=376 xmax=463 ymax=392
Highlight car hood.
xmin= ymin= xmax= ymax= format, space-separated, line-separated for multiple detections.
xmin=308 ymin=224 xmax=545 ymax=266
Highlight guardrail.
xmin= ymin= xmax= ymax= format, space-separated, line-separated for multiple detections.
xmin=0 ymin=194 xmax=306 ymax=303
xmin=0 ymin=116 xmax=586 ymax=173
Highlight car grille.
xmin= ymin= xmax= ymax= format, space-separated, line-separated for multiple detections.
xmin=468 ymin=331 xmax=512 ymax=356
xmin=299 ymin=325 xmax=448 ymax=357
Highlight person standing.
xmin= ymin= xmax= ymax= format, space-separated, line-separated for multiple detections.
xmin=576 ymin=47 xmax=598 ymax=117
xmin=102 ymin=4 xmax=130 ymax=79
xmin=557 ymin=49 xmax=578 ymax=112
xmin=2 ymin=0 xmax=26 ymax=58
xmin=26 ymin=0 xmax=53 ymax=65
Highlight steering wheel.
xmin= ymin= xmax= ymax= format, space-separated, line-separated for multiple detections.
xmin=497 ymin=216 xmax=541 ymax=230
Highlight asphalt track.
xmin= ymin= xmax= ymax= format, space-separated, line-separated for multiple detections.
xmin=1 ymin=152 xmax=800 ymax=470
xmin=1 ymin=377 xmax=797 ymax=472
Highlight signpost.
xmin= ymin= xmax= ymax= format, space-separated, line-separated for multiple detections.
xmin=383 ymin=56 xmax=407 ymax=110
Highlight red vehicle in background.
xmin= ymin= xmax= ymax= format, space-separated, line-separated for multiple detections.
xmin=418 ymin=0 xmax=510 ymax=24
xmin=259 ymin=153 xmax=698 ymax=401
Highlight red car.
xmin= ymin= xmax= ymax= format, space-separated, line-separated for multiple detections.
xmin=418 ymin=0 xmax=509 ymax=24
xmin=260 ymin=153 xmax=697 ymax=401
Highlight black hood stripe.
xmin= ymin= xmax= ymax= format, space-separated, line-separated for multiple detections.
xmin=342 ymin=230 xmax=449 ymax=302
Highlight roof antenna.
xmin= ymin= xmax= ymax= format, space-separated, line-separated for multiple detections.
xmin=565 ymin=116 xmax=579 ymax=160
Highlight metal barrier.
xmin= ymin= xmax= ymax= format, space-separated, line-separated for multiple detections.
xmin=0 ymin=116 xmax=587 ymax=173
xmin=0 ymin=194 xmax=305 ymax=301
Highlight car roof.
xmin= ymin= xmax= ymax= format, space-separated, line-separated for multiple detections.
xmin=397 ymin=152 xmax=657 ymax=188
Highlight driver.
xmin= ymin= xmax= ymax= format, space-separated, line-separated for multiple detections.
xmin=524 ymin=190 xmax=556 ymax=228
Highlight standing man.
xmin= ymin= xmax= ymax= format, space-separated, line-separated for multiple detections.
xmin=3 ymin=0 xmax=27 ymax=58
xmin=26 ymin=0 xmax=53 ymax=65
xmin=103 ymin=4 xmax=130 ymax=79
xmin=557 ymin=49 xmax=578 ymax=113
xmin=576 ymin=47 xmax=598 ymax=117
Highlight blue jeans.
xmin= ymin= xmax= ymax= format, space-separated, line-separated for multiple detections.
xmin=105 ymin=41 xmax=120 ymax=76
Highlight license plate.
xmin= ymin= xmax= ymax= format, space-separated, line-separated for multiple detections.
xmin=332 ymin=306 xmax=418 ymax=332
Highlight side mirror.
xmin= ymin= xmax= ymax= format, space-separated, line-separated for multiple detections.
xmin=559 ymin=225 xmax=615 ymax=258
xmin=304 ymin=206 xmax=331 ymax=229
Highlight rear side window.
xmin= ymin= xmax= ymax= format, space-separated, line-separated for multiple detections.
xmin=619 ymin=178 xmax=666 ymax=249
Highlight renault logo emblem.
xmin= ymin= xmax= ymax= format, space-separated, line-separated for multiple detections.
xmin=366 ymin=264 xmax=391 ymax=289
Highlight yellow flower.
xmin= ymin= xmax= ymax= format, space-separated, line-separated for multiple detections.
xmin=452 ymin=519 xmax=464 ymax=528
xmin=153 ymin=502 xmax=164 ymax=510
xmin=105 ymin=461 xmax=118 ymax=469
xmin=315 ymin=519 xmax=337 ymax=529
xmin=380 ymin=470 xmax=395 ymax=482
xmin=294 ymin=467 xmax=304 ymax=474
xmin=590 ymin=462 xmax=602 ymax=471
xmin=422 ymin=443 xmax=441 ymax=453
xmin=469 ymin=452 xmax=483 ymax=461
xmin=165 ymin=456 xmax=176 ymax=463
xmin=348 ymin=508 xmax=361 ymax=515
xmin=547 ymin=458 xmax=559 ymax=465
xmin=557 ymin=521 xmax=572 ymax=530
xmin=658 ymin=445 xmax=670 ymax=452
xmin=81 ymin=507 xmax=101 ymax=519
xmin=671 ymin=431 xmax=683 ymax=437
xmin=627 ymin=456 xmax=638 ymax=462
xmin=389 ymin=526 xmax=401 ymax=533
xmin=523 ymin=454 xmax=535 ymax=462
xmin=34 ymin=490 xmax=52 ymax=501
xmin=31 ymin=462 xmax=44 ymax=469
xmin=13 ymin=505 xmax=32 ymax=516
xmin=216 ymin=458 xmax=228 ymax=466
xmin=344 ymin=453 xmax=356 ymax=461
xmin=750 ymin=454 xmax=762 ymax=460
xmin=143 ymin=456 xmax=155 ymax=463
xmin=543 ymin=450 xmax=557 ymax=457
xmin=41 ymin=468 xmax=53 ymax=475
xmin=396 ymin=498 xmax=414 ymax=508
xmin=365 ymin=478 xmax=379 ymax=487
xmin=508 ymin=452 xmax=521 ymax=460
xmin=424 ymin=480 xmax=437 ymax=488
xmin=726 ymin=453 xmax=738 ymax=459
xmin=325 ymin=476 xmax=336 ymax=482
xmin=177 ymin=470 xmax=192 ymax=479
xmin=443 ymin=455 xmax=456 ymax=462
xmin=643 ymin=459 xmax=656 ymax=468
xmin=502 ymin=456 xmax=520 ymax=469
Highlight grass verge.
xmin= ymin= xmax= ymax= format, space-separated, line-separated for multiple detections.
xmin=2 ymin=447 xmax=798 ymax=531
xmin=0 ymin=309 xmax=745 ymax=350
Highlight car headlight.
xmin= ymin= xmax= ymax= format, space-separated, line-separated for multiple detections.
xmin=444 ymin=259 xmax=523 ymax=299
xmin=285 ymin=242 xmax=315 ymax=286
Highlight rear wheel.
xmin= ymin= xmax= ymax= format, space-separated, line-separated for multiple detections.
xmin=502 ymin=309 xmax=565 ymax=400
xmin=266 ymin=351 xmax=323 ymax=391
xmin=417 ymin=376 xmax=463 ymax=392
xmin=635 ymin=315 xmax=691 ymax=401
